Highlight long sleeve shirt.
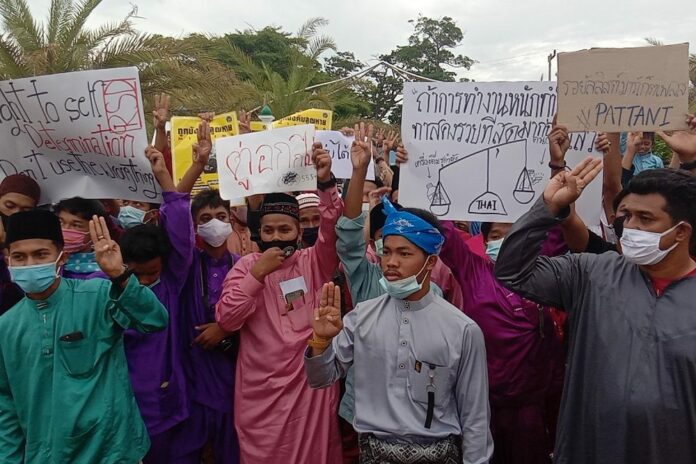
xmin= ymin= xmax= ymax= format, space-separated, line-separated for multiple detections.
xmin=215 ymin=186 xmax=343 ymax=464
xmin=440 ymin=221 xmax=564 ymax=407
xmin=305 ymin=291 xmax=493 ymax=464
xmin=0 ymin=276 xmax=168 ymax=464
xmin=494 ymin=197 xmax=696 ymax=464
xmin=124 ymin=191 xmax=194 ymax=436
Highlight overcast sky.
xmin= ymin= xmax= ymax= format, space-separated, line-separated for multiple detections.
xmin=27 ymin=0 xmax=696 ymax=81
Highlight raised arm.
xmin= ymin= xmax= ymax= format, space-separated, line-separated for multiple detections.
xmin=177 ymin=121 xmax=211 ymax=194
xmin=495 ymin=158 xmax=602 ymax=308
xmin=152 ymin=93 xmax=170 ymax=154
xmin=159 ymin=191 xmax=195 ymax=287
xmin=456 ymin=324 xmax=494 ymax=464
xmin=600 ymin=132 xmax=622 ymax=219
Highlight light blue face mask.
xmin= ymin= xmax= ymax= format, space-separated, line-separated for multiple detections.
xmin=485 ymin=238 xmax=504 ymax=263
xmin=374 ymin=238 xmax=384 ymax=257
xmin=118 ymin=206 xmax=147 ymax=229
xmin=378 ymin=258 xmax=431 ymax=300
xmin=9 ymin=252 xmax=63 ymax=294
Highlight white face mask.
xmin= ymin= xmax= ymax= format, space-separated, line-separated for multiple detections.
xmin=620 ymin=222 xmax=683 ymax=266
xmin=197 ymin=219 xmax=233 ymax=248
xmin=362 ymin=202 xmax=371 ymax=214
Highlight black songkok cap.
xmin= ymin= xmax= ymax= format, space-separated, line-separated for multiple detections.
xmin=259 ymin=193 xmax=300 ymax=221
xmin=5 ymin=209 xmax=64 ymax=246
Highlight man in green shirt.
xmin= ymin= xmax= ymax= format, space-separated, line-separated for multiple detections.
xmin=0 ymin=209 xmax=169 ymax=463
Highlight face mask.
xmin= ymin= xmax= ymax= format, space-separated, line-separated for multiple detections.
xmin=362 ymin=203 xmax=371 ymax=214
xmin=379 ymin=257 xmax=432 ymax=299
xmin=118 ymin=206 xmax=147 ymax=229
xmin=62 ymin=228 xmax=89 ymax=253
xmin=485 ymin=238 xmax=504 ymax=263
xmin=9 ymin=252 xmax=63 ymax=294
xmin=259 ymin=239 xmax=298 ymax=254
xmin=620 ymin=222 xmax=683 ymax=266
xmin=197 ymin=219 xmax=232 ymax=248
xmin=302 ymin=227 xmax=319 ymax=246
xmin=374 ymin=238 xmax=384 ymax=257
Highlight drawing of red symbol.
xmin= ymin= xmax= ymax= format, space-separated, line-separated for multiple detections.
xmin=101 ymin=78 xmax=143 ymax=134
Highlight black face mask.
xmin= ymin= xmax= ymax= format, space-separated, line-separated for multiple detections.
xmin=302 ymin=227 xmax=319 ymax=246
xmin=259 ymin=239 xmax=298 ymax=254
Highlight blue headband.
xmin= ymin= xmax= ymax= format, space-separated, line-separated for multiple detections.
xmin=381 ymin=197 xmax=444 ymax=255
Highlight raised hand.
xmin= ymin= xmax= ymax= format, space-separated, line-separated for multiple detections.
xmin=369 ymin=186 xmax=392 ymax=208
xmin=312 ymin=141 xmax=332 ymax=183
xmin=197 ymin=112 xmax=215 ymax=123
xmin=250 ymin=248 xmax=286 ymax=282
xmin=548 ymin=116 xmax=571 ymax=162
xmin=543 ymin=157 xmax=603 ymax=215
xmin=351 ymin=122 xmax=374 ymax=171
xmin=383 ymin=130 xmax=399 ymax=154
xmin=192 ymin=121 xmax=212 ymax=166
xmin=152 ymin=93 xmax=170 ymax=131
xmin=339 ymin=126 xmax=355 ymax=137
xmin=626 ymin=131 xmax=643 ymax=152
xmin=595 ymin=132 xmax=611 ymax=153
xmin=657 ymin=130 xmax=696 ymax=162
xmin=238 ymin=110 xmax=251 ymax=134
xmin=395 ymin=144 xmax=409 ymax=165
xmin=312 ymin=282 xmax=343 ymax=340
xmin=145 ymin=145 xmax=168 ymax=176
xmin=89 ymin=215 xmax=124 ymax=279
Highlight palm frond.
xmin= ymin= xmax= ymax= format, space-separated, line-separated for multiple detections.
xmin=47 ymin=0 xmax=72 ymax=44
xmin=305 ymin=35 xmax=336 ymax=61
xmin=57 ymin=0 xmax=104 ymax=49
xmin=644 ymin=37 xmax=664 ymax=47
xmin=296 ymin=17 xmax=328 ymax=41
xmin=0 ymin=33 xmax=27 ymax=77
xmin=0 ymin=0 xmax=44 ymax=51
xmin=223 ymin=42 xmax=264 ymax=81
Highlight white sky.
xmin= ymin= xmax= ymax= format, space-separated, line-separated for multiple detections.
xmin=26 ymin=0 xmax=696 ymax=81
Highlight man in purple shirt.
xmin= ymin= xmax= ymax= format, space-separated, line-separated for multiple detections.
xmin=119 ymin=144 xmax=203 ymax=464
xmin=172 ymin=188 xmax=240 ymax=464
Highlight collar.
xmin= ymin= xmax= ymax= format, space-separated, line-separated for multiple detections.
xmin=30 ymin=278 xmax=67 ymax=311
xmin=394 ymin=289 xmax=436 ymax=312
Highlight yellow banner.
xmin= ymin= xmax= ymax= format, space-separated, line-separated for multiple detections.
xmin=171 ymin=112 xmax=239 ymax=194
xmin=250 ymin=108 xmax=333 ymax=132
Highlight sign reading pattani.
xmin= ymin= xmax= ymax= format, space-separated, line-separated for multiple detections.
xmin=0 ymin=67 xmax=157 ymax=203
xmin=216 ymin=124 xmax=316 ymax=200
xmin=557 ymin=43 xmax=690 ymax=132
xmin=399 ymin=81 xmax=601 ymax=225
xmin=171 ymin=112 xmax=239 ymax=194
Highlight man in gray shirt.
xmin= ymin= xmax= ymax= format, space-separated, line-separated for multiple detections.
xmin=305 ymin=200 xmax=492 ymax=464
xmin=495 ymin=159 xmax=696 ymax=464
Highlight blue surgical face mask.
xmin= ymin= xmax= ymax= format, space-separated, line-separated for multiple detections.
xmin=485 ymin=238 xmax=504 ymax=263
xmin=378 ymin=257 xmax=432 ymax=299
xmin=9 ymin=252 xmax=63 ymax=294
xmin=118 ymin=206 xmax=147 ymax=229
xmin=374 ymin=238 xmax=384 ymax=257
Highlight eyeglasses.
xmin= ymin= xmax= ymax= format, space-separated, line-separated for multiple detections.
xmin=612 ymin=215 xmax=627 ymax=238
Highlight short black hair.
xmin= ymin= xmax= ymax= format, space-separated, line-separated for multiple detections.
xmin=191 ymin=189 xmax=230 ymax=218
xmin=481 ymin=222 xmax=492 ymax=240
xmin=401 ymin=207 xmax=444 ymax=235
xmin=612 ymin=189 xmax=629 ymax=213
xmin=54 ymin=197 xmax=106 ymax=221
xmin=120 ymin=224 xmax=172 ymax=263
xmin=625 ymin=168 xmax=696 ymax=228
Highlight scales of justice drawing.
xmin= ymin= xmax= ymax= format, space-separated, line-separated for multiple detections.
xmin=429 ymin=139 xmax=536 ymax=217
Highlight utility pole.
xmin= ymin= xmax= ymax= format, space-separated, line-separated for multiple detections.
xmin=547 ymin=49 xmax=557 ymax=81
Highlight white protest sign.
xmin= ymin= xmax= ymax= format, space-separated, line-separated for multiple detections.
xmin=216 ymin=124 xmax=316 ymax=200
xmin=0 ymin=67 xmax=158 ymax=204
xmin=557 ymin=43 xmax=690 ymax=132
xmin=315 ymin=130 xmax=375 ymax=180
xmin=400 ymin=81 xmax=602 ymax=225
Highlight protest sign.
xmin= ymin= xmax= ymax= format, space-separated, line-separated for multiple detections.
xmin=250 ymin=108 xmax=333 ymax=132
xmin=216 ymin=124 xmax=316 ymax=200
xmin=399 ymin=81 xmax=602 ymax=225
xmin=557 ymin=43 xmax=689 ymax=132
xmin=315 ymin=130 xmax=375 ymax=180
xmin=0 ymin=67 xmax=157 ymax=204
xmin=171 ymin=112 xmax=239 ymax=195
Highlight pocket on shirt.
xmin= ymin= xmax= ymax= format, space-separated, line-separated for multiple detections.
xmin=407 ymin=360 xmax=453 ymax=407
xmin=58 ymin=338 xmax=97 ymax=377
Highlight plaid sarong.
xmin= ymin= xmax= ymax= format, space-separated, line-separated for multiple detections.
xmin=359 ymin=434 xmax=461 ymax=464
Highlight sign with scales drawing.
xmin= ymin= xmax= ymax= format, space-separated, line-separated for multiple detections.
xmin=400 ymin=81 xmax=602 ymax=224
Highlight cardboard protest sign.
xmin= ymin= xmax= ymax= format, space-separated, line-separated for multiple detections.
xmin=171 ymin=112 xmax=239 ymax=195
xmin=315 ymin=130 xmax=375 ymax=180
xmin=0 ymin=67 xmax=157 ymax=204
xmin=399 ymin=81 xmax=602 ymax=225
xmin=216 ymin=124 xmax=316 ymax=200
xmin=557 ymin=43 xmax=690 ymax=132
xmin=250 ymin=108 xmax=333 ymax=132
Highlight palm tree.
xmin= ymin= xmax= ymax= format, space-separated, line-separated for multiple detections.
xmin=0 ymin=0 xmax=234 ymax=121
xmin=224 ymin=17 xmax=338 ymax=117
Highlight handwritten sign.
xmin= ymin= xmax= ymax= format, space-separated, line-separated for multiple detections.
xmin=557 ymin=43 xmax=690 ymax=132
xmin=171 ymin=111 xmax=239 ymax=195
xmin=250 ymin=108 xmax=333 ymax=132
xmin=216 ymin=124 xmax=316 ymax=200
xmin=0 ymin=67 xmax=157 ymax=204
xmin=315 ymin=130 xmax=375 ymax=180
xmin=399 ymin=81 xmax=601 ymax=225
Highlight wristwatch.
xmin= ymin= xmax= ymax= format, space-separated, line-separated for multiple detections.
xmin=110 ymin=265 xmax=132 ymax=286
xmin=317 ymin=173 xmax=337 ymax=191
